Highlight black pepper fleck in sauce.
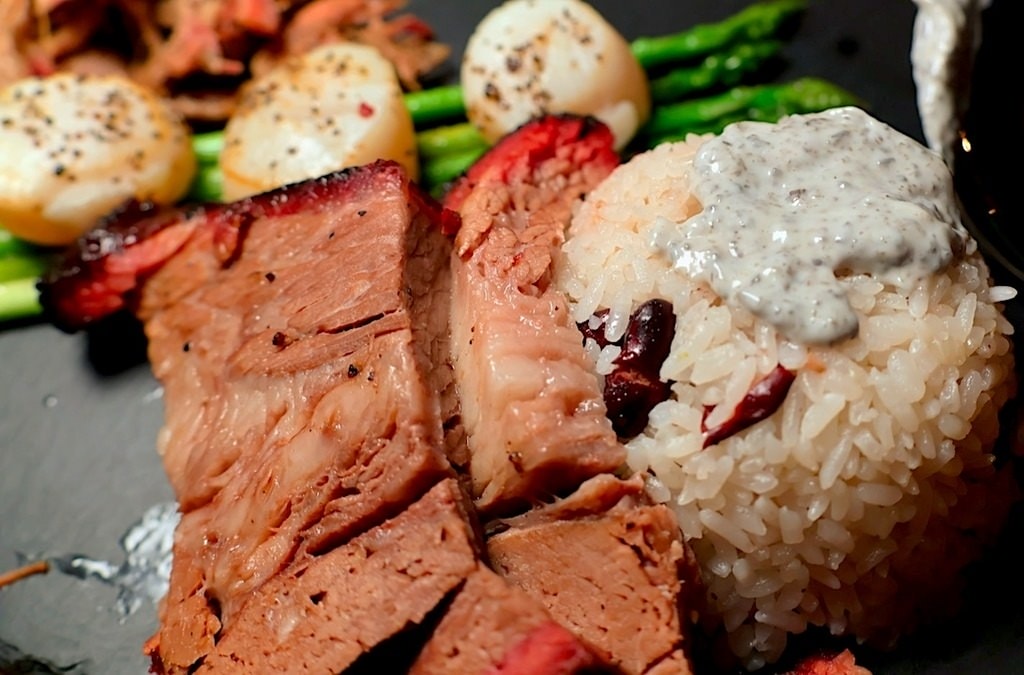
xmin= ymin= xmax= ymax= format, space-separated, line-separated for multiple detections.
xmin=654 ymin=107 xmax=967 ymax=345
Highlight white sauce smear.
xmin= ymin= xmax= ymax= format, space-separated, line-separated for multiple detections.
xmin=654 ymin=106 xmax=967 ymax=345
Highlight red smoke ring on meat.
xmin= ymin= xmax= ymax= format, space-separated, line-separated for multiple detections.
xmin=444 ymin=114 xmax=616 ymax=214
xmin=39 ymin=160 xmax=460 ymax=333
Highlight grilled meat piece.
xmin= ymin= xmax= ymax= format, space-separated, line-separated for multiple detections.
xmin=411 ymin=564 xmax=609 ymax=675
xmin=39 ymin=199 xmax=203 ymax=333
xmin=99 ymin=162 xmax=467 ymax=673
xmin=487 ymin=475 xmax=698 ymax=675
xmin=155 ymin=478 xmax=480 ymax=673
xmin=41 ymin=134 xmax=703 ymax=674
xmin=444 ymin=115 xmax=626 ymax=516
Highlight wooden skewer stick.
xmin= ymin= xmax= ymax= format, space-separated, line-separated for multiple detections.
xmin=0 ymin=559 xmax=50 ymax=589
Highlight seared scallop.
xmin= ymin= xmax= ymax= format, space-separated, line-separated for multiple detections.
xmin=461 ymin=0 xmax=650 ymax=151
xmin=219 ymin=42 xmax=418 ymax=201
xmin=0 ymin=73 xmax=196 ymax=246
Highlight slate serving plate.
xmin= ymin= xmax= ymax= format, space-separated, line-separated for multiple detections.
xmin=2 ymin=2 xmax=1021 ymax=674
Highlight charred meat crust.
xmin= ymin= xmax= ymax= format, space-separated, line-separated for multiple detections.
xmin=38 ymin=160 xmax=459 ymax=333
xmin=444 ymin=114 xmax=614 ymax=216
xmin=38 ymin=199 xmax=201 ymax=333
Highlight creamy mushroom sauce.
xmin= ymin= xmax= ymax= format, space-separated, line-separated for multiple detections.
xmin=652 ymin=106 xmax=968 ymax=345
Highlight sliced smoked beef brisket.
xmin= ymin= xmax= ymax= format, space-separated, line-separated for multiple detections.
xmin=138 ymin=161 xmax=467 ymax=672
xmin=39 ymin=118 xmax=701 ymax=674
xmin=444 ymin=115 xmax=627 ymax=517
xmin=410 ymin=564 xmax=607 ymax=675
xmin=445 ymin=116 xmax=698 ymax=675
xmin=44 ymin=161 xmax=476 ymax=673
xmin=192 ymin=478 xmax=479 ymax=672
xmin=487 ymin=476 xmax=696 ymax=675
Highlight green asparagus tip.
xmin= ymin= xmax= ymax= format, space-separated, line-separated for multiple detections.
xmin=649 ymin=39 xmax=784 ymax=104
xmin=0 ymin=254 xmax=49 ymax=284
xmin=1 ymin=227 xmax=39 ymax=259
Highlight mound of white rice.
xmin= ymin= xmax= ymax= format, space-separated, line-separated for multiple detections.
xmin=557 ymin=139 xmax=1020 ymax=669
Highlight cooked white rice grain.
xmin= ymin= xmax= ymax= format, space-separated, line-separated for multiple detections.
xmin=557 ymin=138 xmax=1020 ymax=668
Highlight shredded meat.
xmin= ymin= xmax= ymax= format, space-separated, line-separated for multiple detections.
xmin=0 ymin=0 xmax=450 ymax=122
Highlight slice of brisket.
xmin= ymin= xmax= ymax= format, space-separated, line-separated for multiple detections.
xmin=411 ymin=564 xmax=608 ymax=675
xmin=443 ymin=116 xmax=699 ymax=673
xmin=40 ymin=129 xmax=704 ymax=673
xmin=137 ymin=162 xmax=458 ymax=513
xmin=190 ymin=478 xmax=479 ymax=673
xmin=444 ymin=115 xmax=626 ymax=516
xmin=487 ymin=475 xmax=699 ymax=675
xmin=70 ymin=162 xmax=473 ymax=673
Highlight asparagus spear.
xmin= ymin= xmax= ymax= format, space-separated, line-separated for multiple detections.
xmin=640 ymin=77 xmax=864 ymax=145
xmin=417 ymin=122 xmax=489 ymax=160
xmin=631 ymin=0 xmax=805 ymax=69
xmin=191 ymin=130 xmax=226 ymax=166
xmin=404 ymin=85 xmax=466 ymax=128
xmin=188 ymin=164 xmax=224 ymax=203
xmin=421 ymin=146 xmax=488 ymax=194
xmin=0 ymin=254 xmax=48 ymax=283
xmin=0 ymin=228 xmax=36 ymax=259
xmin=649 ymin=40 xmax=783 ymax=104
xmin=0 ymin=232 xmax=49 ymax=322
